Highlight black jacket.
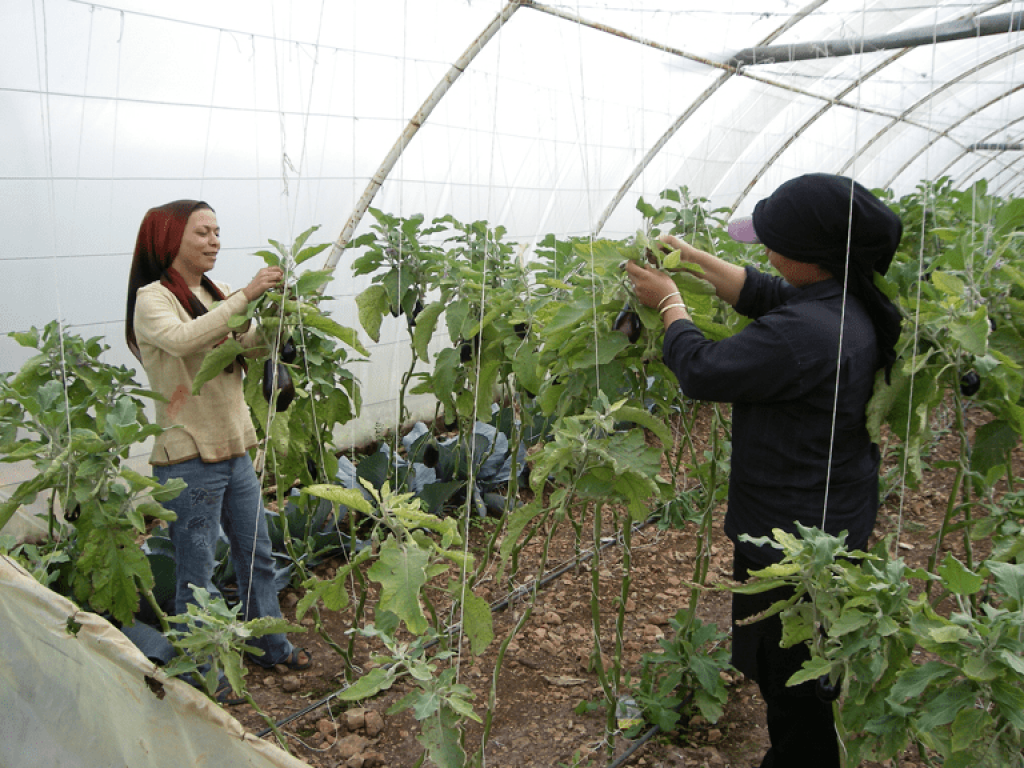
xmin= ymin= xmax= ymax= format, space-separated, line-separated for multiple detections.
xmin=663 ymin=266 xmax=881 ymax=565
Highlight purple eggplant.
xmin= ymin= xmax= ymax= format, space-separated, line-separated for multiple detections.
xmin=262 ymin=358 xmax=295 ymax=412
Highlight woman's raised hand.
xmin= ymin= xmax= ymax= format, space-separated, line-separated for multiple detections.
xmin=243 ymin=266 xmax=285 ymax=301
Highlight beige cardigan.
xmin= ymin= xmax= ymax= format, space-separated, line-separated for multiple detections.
xmin=134 ymin=281 xmax=263 ymax=465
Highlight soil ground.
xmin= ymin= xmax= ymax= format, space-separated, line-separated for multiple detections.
xmin=225 ymin=401 xmax=1007 ymax=768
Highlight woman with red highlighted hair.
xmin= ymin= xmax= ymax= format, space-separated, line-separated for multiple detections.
xmin=126 ymin=200 xmax=311 ymax=679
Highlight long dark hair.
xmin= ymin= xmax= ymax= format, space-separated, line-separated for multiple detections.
xmin=125 ymin=200 xmax=213 ymax=360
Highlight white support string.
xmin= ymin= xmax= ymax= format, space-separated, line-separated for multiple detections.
xmin=455 ymin=0 xmax=513 ymax=687
xmin=32 ymin=0 xmax=75 ymax=539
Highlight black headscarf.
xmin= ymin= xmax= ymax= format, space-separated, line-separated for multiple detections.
xmin=752 ymin=173 xmax=903 ymax=380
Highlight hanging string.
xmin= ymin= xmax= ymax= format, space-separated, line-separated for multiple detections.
xmin=454 ymin=0 xmax=511 ymax=684
xmin=893 ymin=13 xmax=948 ymax=557
xmin=31 ymin=0 xmax=75 ymax=540
xmin=198 ymin=31 xmax=223 ymax=200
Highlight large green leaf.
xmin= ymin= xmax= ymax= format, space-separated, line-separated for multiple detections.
xmin=73 ymin=524 xmax=154 ymax=626
xmin=937 ymin=553 xmax=984 ymax=596
xmin=301 ymin=484 xmax=375 ymax=515
xmin=191 ymin=339 xmax=246 ymax=395
xmin=417 ymin=702 xmax=468 ymax=768
xmin=299 ymin=310 xmax=369 ymax=356
xmin=458 ymin=589 xmax=494 ymax=656
xmin=355 ymin=284 xmax=389 ymax=343
xmin=412 ymin=301 xmax=445 ymax=362
xmin=970 ymin=419 xmax=1018 ymax=480
xmin=367 ymin=536 xmax=430 ymax=635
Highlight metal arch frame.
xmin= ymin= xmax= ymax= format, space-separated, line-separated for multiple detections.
xmin=881 ymin=81 xmax=1024 ymax=191
xmin=505 ymin=0 xmax=843 ymax=234
xmin=321 ymin=0 xmax=1024 ymax=271
xmin=730 ymin=3 xmax=1021 ymax=213
xmin=841 ymin=43 xmax=1024 ymax=180
xmin=933 ymin=113 xmax=1024 ymax=191
xmin=524 ymin=0 xmax=1024 ymax=228
xmin=730 ymin=9 xmax=1024 ymax=66
xmin=726 ymin=51 xmax=914 ymax=216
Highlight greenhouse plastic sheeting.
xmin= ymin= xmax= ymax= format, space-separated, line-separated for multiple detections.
xmin=0 ymin=555 xmax=307 ymax=768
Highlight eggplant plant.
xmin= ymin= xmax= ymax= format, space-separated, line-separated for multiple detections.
xmin=192 ymin=224 xmax=368 ymax=507
xmin=736 ymin=524 xmax=1024 ymax=768
xmin=0 ymin=322 xmax=183 ymax=626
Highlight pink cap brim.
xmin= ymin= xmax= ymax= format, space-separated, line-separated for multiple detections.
xmin=728 ymin=216 xmax=760 ymax=244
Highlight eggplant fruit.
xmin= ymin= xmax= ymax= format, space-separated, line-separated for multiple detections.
xmin=280 ymin=336 xmax=298 ymax=364
xmin=959 ymin=370 xmax=981 ymax=397
xmin=613 ymin=305 xmax=642 ymax=344
xmin=815 ymin=673 xmax=842 ymax=702
xmin=262 ymin=358 xmax=296 ymax=412
xmin=458 ymin=334 xmax=480 ymax=363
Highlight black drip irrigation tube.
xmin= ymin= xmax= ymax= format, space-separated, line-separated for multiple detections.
xmin=606 ymin=689 xmax=695 ymax=768
xmin=256 ymin=514 xmax=679 ymax=768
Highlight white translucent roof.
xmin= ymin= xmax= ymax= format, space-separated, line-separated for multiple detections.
xmin=2 ymin=0 xmax=1023 ymax=384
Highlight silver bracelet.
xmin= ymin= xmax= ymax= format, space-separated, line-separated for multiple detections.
xmin=657 ymin=291 xmax=682 ymax=309
xmin=660 ymin=302 xmax=687 ymax=315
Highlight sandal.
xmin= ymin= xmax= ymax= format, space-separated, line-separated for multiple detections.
xmin=215 ymin=678 xmax=247 ymax=707
xmin=275 ymin=647 xmax=313 ymax=671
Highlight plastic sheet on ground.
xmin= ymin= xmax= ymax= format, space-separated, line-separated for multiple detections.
xmin=0 ymin=555 xmax=308 ymax=768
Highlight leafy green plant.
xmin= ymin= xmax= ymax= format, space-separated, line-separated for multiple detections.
xmin=0 ymin=534 xmax=69 ymax=587
xmin=163 ymin=586 xmax=303 ymax=748
xmin=0 ymin=322 xmax=182 ymax=626
xmin=293 ymin=480 xmax=491 ymax=766
xmin=163 ymin=585 xmax=303 ymax=699
xmin=736 ymin=524 xmax=1024 ymax=768
xmin=314 ymin=623 xmax=481 ymax=768
xmin=297 ymin=479 xmax=493 ymax=648
xmin=629 ymin=616 xmax=731 ymax=733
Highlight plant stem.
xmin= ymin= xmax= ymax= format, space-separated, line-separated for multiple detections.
xmin=246 ymin=691 xmax=294 ymax=754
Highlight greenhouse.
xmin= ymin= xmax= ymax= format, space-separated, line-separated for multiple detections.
xmin=2 ymin=0 xmax=1024 ymax=766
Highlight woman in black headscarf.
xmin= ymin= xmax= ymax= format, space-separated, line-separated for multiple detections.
xmin=625 ymin=174 xmax=902 ymax=768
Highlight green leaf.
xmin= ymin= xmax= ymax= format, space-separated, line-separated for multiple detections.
xmin=914 ymin=684 xmax=977 ymax=730
xmin=937 ymin=553 xmax=984 ymax=596
xmin=784 ymin=656 xmax=831 ymax=690
xmin=412 ymin=301 xmax=445 ymax=362
xmin=298 ymin=311 xmax=369 ymax=356
xmin=356 ymin=284 xmax=389 ymax=343
xmin=294 ymin=269 xmax=333 ymax=296
xmin=459 ymin=589 xmax=494 ymax=656
xmin=367 ymin=536 xmax=430 ymax=635
xmin=888 ymin=661 xmax=956 ymax=702
xmin=301 ymin=484 xmax=375 ymax=516
xmin=191 ymin=339 xmax=246 ymax=395
xmin=417 ymin=703 xmax=466 ymax=768
xmin=987 ymin=560 xmax=1024 ymax=609
xmin=930 ymin=270 xmax=966 ymax=298
xmin=611 ymin=405 xmax=671 ymax=448
xmin=970 ymin=420 xmax=1018 ymax=480
xmin=73 ymin=524 xmax=154 ymax=625
xmin=295 ymin=242 xmax=331 ymax=267
xmin=948 ymin=306 xmax=990 ymax=357
xmin=336 ymin=666 xmax=397 ymax=702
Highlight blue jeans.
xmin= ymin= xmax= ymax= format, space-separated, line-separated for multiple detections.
xmin=155 ymin=454 xmax=295 ymax=667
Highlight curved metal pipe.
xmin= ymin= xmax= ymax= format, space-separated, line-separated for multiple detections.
xmin=731 ymin=10 xmax=1024 ymax=67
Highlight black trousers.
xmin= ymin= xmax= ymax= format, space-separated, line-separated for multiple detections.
xmin=731 ymin=549 xmax=840 ymax=768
